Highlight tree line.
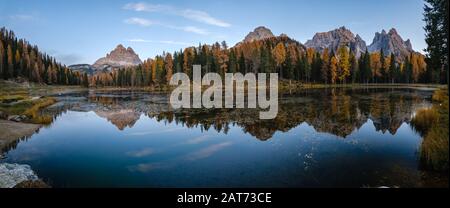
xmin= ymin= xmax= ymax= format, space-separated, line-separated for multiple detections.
xmin=0 ymin=27 xmax=88 ymax=86
xmin=91 ymin=35 xmax=429 ymax=87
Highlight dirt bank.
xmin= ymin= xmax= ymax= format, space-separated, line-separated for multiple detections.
xmin=0 ymin=119 xmax=41 ymax=153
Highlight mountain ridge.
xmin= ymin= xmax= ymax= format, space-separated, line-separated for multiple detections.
xmin=70 ymin=26 xmax=419 ymax=74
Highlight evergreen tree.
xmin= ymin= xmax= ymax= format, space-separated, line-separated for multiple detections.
xmin=350 ymin=52 xmax=358 ymax=83
xmin=389 ymin=54 xmax=397 ymax=83
xmin=0 ymin=40 xmax=4 ymax=79
xmin=424 ymin=0 xmax=448 ymax=84
xmin=330 ymin=56 xmax=338 ymax=84
xmin=6 ymin=44 xmax=13 ymax=79
xmin=321 ymin=48 xmax=330 ymax=84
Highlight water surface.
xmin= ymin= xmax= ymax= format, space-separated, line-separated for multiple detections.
xmin=1 ymin=87 xmax=442 ymax=187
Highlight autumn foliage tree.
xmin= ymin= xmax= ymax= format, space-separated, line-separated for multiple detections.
xmin=0 ymin=27 xmax=86 ymax=85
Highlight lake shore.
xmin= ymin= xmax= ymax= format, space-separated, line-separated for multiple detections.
xmin=0 ymin=119 xmax=41 ymax=154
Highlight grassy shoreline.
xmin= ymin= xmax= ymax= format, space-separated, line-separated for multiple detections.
xmin=1 ymin=79 xmax=445 ymax=94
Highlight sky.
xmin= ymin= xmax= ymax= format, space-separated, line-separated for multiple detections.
xmin=0 ymin=0 xmax=427 ymax=66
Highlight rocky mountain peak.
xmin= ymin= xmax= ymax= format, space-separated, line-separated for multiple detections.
xmin=388 ymin=28 xmax=398 ymax=35
xmin=243 ymin=26 xmax=275 ymax=43
xmin=93 ymin=44 xmax=142 ymax=70
xmin=368 ymin=28 xmax=415 ymax=59
xmin=304 ymin=26 xmax=367 ymax=57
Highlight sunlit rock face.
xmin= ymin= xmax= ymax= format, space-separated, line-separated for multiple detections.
xmin=69 ymin=45 xmax=143 ymax=74
xmin=305 ymin=26 xmax=367 ymax=57
xmin=368 ymin=28 xmax=415 ymax=59
xmin=92 ymin=44 xmax=142 ymax=71
xmin=0 ymin=163 xmax=39 ymax=188
xmin=243 ymin=26 xmax=275 ymax=43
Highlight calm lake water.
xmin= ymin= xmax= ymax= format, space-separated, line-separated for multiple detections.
xmin=0 ymin=87 xmax=444 ymax=187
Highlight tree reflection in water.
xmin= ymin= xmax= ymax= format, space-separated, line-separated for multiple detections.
xmin=38 ymin=87 xmax=431 ymax=141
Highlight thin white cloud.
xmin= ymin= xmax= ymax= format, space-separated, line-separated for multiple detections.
xmin=124 ymin=2 xmax=231 ymax=28
xmin=181 ymin=9 xmax=231 ymax=28
xmin=180 ymin=26 xmax=209 ymax=35
xmin=9 ymin=14 xmax=34 ymax=21
xmin=127 ymin=39 xmax=191 ymax=46
xmin=123 ymin=17 xmax=208 ymax=35
xmin=124 ymin=17 xmax=155 ymax=27
xmin=124 ymin=3 xmax=171 ymax=12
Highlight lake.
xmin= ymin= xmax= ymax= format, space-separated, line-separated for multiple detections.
xmin=0 ymin=87 xmax=445 ymax=187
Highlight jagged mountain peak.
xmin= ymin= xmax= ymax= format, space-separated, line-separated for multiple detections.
xmin=93 ymin=44 xmax=142 ymax=71
xmin=368 ymin=28 xmax=415 ymax=59
xmin=305 ymin=26 xmax=367 ymax=57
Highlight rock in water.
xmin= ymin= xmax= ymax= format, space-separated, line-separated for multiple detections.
xmin=0 ymin=163 xmax=39 ymax=188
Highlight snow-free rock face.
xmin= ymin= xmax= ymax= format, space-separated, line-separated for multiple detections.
xmin=0 ymin=163 xmax=39 ymax=188
xmin=304 ymin=26 xmax=367 ymax=57
xmin=92 ymin=44 xmax=142 ymax=71
xmin=368 ymin=28 xmax=415 ymax=58
xmin=243 ymin=26 xmax=275 ymax=43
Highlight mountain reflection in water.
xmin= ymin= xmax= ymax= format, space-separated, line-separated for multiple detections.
xmin=2 ymin=87 xmax=445 ymax=188
xmin=45 ymin=88 xmax=430 ymax=140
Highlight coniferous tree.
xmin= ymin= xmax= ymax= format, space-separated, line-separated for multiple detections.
xmin=389 ymin=53 xmax=397 ymax=83
xmin=424 ymin=0 xmax=448 ymax=84
xmin=330 ymin=56 xmax=338 ymax=84
xmin=0 ymin=40 xmax=4 ymax=79
xmin=6 ymin=44 xmax=13 ymax=79
xmin=321 ymin=48 xmax=330 ymax=84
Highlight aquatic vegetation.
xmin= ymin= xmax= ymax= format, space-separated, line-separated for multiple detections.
xmin=413 ymin=88 xmax=449 ymax=172
xmin=0 ymin=97 xmax=56 ymax=124
xmin=420 ymin=125 xmax=449 ymax=172
xmin=0 ymin=94 xmax=29 ymax=104
xmin=23 ymin=97 xmax=57 ymax=125
xmin=411 ymin=108 xmax=439 ymax=136
xmin=432 ymin=88 xmax=447 ymax=102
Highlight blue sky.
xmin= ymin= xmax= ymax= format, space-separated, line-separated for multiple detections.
xmin=0 ymin=0 xmax=426 ymax=65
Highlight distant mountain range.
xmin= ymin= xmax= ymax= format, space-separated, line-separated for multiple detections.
xmin=244 ymin=26 xmax=416 ymax=59
xmin=70 ymin=26 xmax=418 ymax=74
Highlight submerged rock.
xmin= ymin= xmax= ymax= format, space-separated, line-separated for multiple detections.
xmin=0 ymin=163 xmax=39 ymax=188
xmin=7 ymin=115 xmax=28 ymax=122
xmin=14 ymin=180 xmax=50 ymax=188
